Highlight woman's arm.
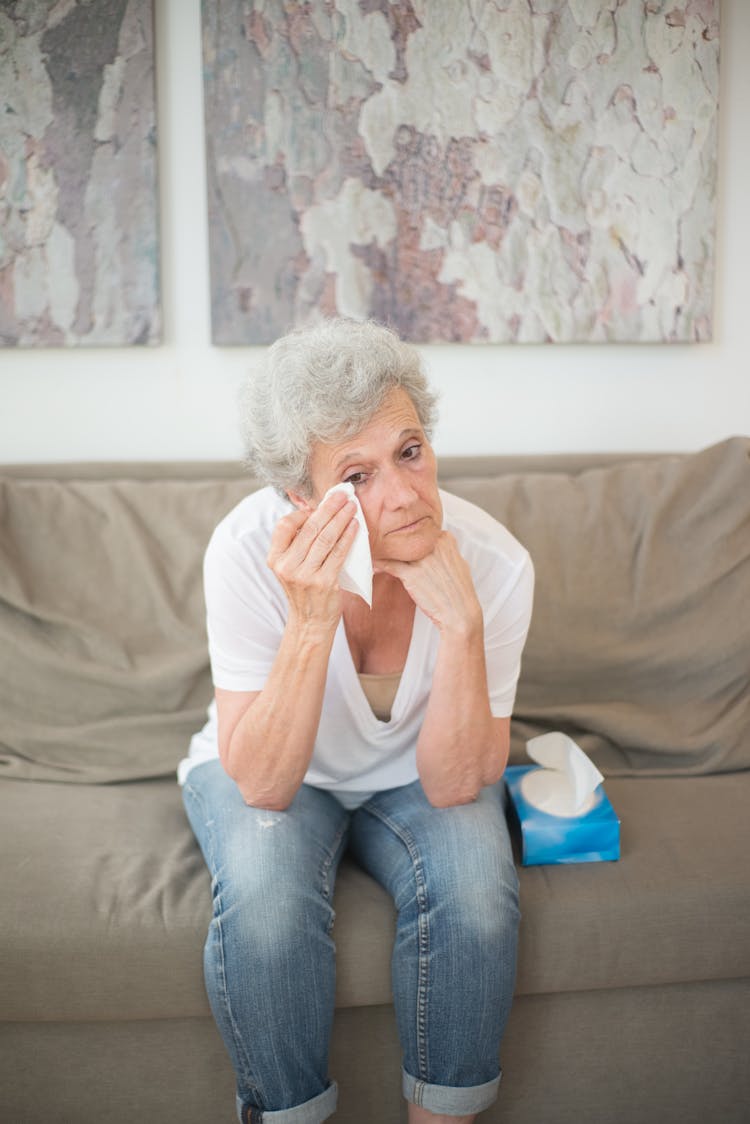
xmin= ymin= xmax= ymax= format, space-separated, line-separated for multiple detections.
xmin=215 ymin=491 xmax=358 ymax=810
xmin=377 ymin=532 xmax=510 ymax=807
xmin=418 ymin=633 xmax=510 ymax=807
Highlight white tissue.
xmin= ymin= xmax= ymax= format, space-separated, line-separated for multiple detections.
xmin=323 ymin=482 xmax=373 ymax=607
xmin=520 ymin=732 xmax=604 ymax=818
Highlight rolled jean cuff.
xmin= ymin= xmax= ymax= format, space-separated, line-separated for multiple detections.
xmin=402 ymin=1068 xmax=501 ymax=1116
xmin=237 ymin=1081 xmax=338 ymax=1124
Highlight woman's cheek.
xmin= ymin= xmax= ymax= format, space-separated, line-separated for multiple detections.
xmin=357 ymin=494 xmax=377 ymax=535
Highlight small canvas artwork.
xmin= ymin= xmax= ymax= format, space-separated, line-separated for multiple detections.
xmin=203 ymin=0 xmax=719 ymax=345
xmin=0 ymin=0 xmax=160 ymax=347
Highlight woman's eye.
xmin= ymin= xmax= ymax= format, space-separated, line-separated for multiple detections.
xmin=402 ymin=443 xmax=421 ymax=461
xmin=345 ymin=472 xmax=367 ymax=487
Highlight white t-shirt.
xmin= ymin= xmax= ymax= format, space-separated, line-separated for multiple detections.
xmin=178 ymin=487 xmax=534 ymax=804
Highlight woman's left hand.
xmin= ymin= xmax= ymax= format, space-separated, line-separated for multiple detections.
xmin=379 ymin=533 xmax=506 ymax=807
xmin=375 ymin=532 xmax=483 ymax=636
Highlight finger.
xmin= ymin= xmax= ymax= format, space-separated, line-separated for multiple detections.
xmin=270 ymin=492 xmax=348 ymax=564
xmin=268 ymin=508 xmax=309 ymax=562
xmin=277 ymin=498 xmax=356 ymax=576
xmin=284 ymin=491 xmax=348 ymax=556
xmin=311 ymin=490 xmax=353 ymax=535
xmin=303 ymin=500 xmax=358 ymax=568
xmin=321 ymin=514 xmax=359 ymax=572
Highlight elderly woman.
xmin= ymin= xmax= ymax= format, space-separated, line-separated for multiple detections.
xmin=179 ymin=318 xmax=534 ymax=1124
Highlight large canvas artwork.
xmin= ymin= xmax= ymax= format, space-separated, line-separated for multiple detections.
xmin=0 ymin=0 xmax=160 ymax=347
xmin=203 ymin=0 xmax=719 ymax=345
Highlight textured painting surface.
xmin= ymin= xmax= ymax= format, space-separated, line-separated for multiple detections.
xmin=203 ymin=0 xmax=719 ymax=344
xmin=0 ymin=0 xmax=160 ymax=347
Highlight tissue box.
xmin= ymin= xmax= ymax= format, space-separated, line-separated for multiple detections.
xmin=505 ymin=764 xmax=620 ymax=865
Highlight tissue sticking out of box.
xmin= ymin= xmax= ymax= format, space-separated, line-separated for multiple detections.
xmin=520 ymin=732 xmax=605 ymax=818
xmin=322 ymin=482 xmax=373 ymax=607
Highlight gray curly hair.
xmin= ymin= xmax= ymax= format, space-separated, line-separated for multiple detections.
xmin=239 ymin=318 xmax=439 ymax=497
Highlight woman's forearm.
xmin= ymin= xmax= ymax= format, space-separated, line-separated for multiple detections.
xmin=220 ymin=490 xmax=359 ymax=809
xmin=416 ymin=623 xmax=507 ymax=807
xmin=225 ymin=616 xmax=337 ymax=809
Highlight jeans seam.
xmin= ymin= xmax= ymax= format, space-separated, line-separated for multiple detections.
xmin=319 ymin=816 xmax=349 ymax=903
xmin=360 ymin=803 xmax=431 ymax=1082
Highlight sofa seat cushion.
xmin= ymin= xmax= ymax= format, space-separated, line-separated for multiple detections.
xmin=513 ymin=772 xmax=750 ymax=995
xmin=2 ymin=771 xmax=748 ymax=1023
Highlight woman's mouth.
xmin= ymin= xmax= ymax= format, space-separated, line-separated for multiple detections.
xmin=388 ymin=516 xmax=428 ymax=534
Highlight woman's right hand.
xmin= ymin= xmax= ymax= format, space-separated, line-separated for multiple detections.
xmin=267 ymin=491 xmax=359 ymax=630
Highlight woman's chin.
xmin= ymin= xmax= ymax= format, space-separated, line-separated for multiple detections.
xmin=374 ymin=528 xmax=441 ymax=565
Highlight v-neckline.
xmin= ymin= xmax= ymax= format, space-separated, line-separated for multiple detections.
xmin=333 ymin=607 xmax=429 ymax=731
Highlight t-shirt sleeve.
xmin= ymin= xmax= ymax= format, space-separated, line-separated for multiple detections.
xmin=483 ymin=550 xmax=535 ymax=717
xmin=202 ymin=520 xmax=284 ymax=693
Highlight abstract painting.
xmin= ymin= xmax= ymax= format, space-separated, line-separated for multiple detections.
xmin=0 ymin=0 xmax=160 ymax=347
xmin=203 ymin=0 xmax=719 ymax=344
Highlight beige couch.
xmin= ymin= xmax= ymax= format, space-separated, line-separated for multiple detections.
xmin=1 ymin=438 xmax=748 ymax=1124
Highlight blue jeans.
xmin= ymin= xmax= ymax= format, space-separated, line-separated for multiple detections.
xmin=182 ymin=760 xmax=520 ymax=1123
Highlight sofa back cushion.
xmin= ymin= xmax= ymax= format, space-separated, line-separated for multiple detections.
xmin=0 ymin=437 xmax=747 ymax=782
xmin=0 ymin=475 xmax=251 ymax=782
xmin=443 ymin=436 xmax=750 ymax=775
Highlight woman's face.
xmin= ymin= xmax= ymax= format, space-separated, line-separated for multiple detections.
xmin=293 ymin=387 xmax=443 ymax=564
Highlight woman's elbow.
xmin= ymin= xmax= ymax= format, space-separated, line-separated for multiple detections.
xmin=237 ymin=779 xmax=296 ymax=812
xmin=421 ymin=758 xmax=506 ymax=808
xmin=245 ymin=793 xmax=294 ymax=812
xmin=221 ymin=753 xmax=297 ymax=811
xmin=422 ymin=779 xmax=481 ymax=809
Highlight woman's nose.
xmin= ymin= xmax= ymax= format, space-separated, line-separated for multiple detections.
xmin=378 ymin=465 xmax=417 ymax=508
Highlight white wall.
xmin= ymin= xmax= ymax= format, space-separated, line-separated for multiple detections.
xmin=1 ymin=0 xmax=748 ymax=465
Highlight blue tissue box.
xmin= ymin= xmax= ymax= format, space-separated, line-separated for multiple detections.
xmin=505 ymin=764 xmax=620 ymax=865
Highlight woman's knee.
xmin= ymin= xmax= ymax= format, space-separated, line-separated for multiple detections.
xmin=409 ymin=796 xmax=520 ymax=947
xmin=427 ymin=846 xmax=519 ymax=945
xmin=186 ymin=770 xmax=346 ymax=948
xmin=213 ymin=823 xmax=336 ymax=959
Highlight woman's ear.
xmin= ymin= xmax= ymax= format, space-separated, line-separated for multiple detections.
xmin=286 ymin=490 xmax=315 ymax=513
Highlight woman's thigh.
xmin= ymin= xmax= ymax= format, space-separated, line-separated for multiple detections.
xmin=350 ymin=777 xmax=519 ymax=933
xmin=182 ymin=760 xmax=350 ymax=952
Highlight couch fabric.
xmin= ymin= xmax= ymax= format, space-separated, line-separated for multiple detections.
xmin=1 ymin=439 xmax=749 ymax=1124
